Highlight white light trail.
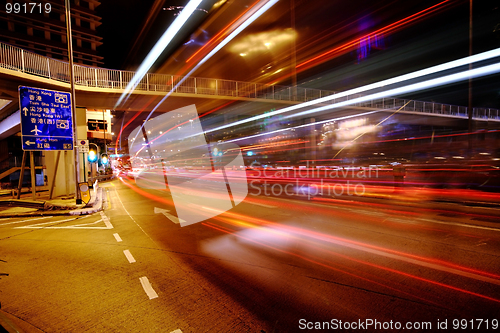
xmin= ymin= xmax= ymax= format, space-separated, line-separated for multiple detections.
xmin=224 ymin=110 xmax=379 ymax=143
xmin=146 ymin=0 xmax=279 ymax=114
xmin=115 ymin=0 xmax=204 ymax=108
xmin=204 ymin=47 xmax=500 ymax=134
xmin=128 ymin=0 xmax=279 ymax=151
xmin=290 ymin=61 xmax=500 ymax=118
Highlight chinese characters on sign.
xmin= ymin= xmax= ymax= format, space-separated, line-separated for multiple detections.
xmin=19 ymin=86 xmax=73 ymax=151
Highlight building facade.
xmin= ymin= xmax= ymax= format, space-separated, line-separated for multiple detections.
xmin=0 ymin=0 xmax=103 ymax=66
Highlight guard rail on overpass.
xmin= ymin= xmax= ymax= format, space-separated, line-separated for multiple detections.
xmin=0 ymin=41 xmax=499 ymax=121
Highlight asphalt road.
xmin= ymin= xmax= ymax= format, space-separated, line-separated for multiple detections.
xmin=0 ymin=178 xmax=499 ymax=332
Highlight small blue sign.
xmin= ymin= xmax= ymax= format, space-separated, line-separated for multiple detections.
xmin=19 ymin=86 xmax=74 ymax=151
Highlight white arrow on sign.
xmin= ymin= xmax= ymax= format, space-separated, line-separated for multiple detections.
xmin=154 ymin=207 xmax=185 ymax=224
xmin=25 ymin=140 xmax=35 ymax=146
xmin=23 ymin=107 xmax=28 ymax=116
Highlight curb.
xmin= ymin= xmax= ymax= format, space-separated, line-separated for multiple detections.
xmin=69 ymin=187 xmax=103 ymax=215
xmin=0 ymin=188 xmax=104 ymax=218
xmin=0 ymin=309 xmax=25 ymax=333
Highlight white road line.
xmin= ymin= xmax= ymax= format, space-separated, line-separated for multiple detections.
xmin=248 ymin=202 xmax=277 ymax=209
xmin=419 ymin=218 xmax=500 ymax=232
xmin=170 ymin=330 xmax=183 ymax=333
xmin=100 ymin=211 xmax=113 ymax=229
xmin=139 ymin=276 xmax=158 ymax=299
xmin=1 ymin=216 xmax=51 ymax=226
xmin=14 ymin=215 xmax=114 ymax=229
xmin=123 ymin=250 xmax=136 ymax=263
xmin=113 ymin=233 xmax=122 ymax=242
xmin=115 ymin=188 xmax=157 ymax=245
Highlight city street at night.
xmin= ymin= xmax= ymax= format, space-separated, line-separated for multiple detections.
xmin=0 ymin=0 xmax=499 ymax=332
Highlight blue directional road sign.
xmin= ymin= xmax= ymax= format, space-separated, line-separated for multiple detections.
xmin=19 ymin=86 xmax=74 ymax=151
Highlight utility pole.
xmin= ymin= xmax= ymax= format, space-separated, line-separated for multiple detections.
xmin=65 ymin=0 xmax=81 ymax=204
xmin=468 ymin=0 xmax=473 ymax=150
xmin=290 ymin=0 xmax=297 ymax=100
xmin=103 ymin=109 xmax=107 ymax=156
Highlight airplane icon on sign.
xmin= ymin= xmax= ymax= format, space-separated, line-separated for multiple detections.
xmin=31 ymin=125 xmax=42 ymax=135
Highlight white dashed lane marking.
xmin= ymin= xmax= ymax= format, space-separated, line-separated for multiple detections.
xmin=123 ymin=250 xmax=136 ymax=263
xmin=139 ymin=276 xmax=158 ymax=300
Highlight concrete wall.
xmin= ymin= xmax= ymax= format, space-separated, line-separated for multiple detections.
xmin=45 ymin=106 xmax=88 ymax=198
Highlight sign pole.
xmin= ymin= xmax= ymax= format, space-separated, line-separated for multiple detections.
xmin=30 ymin=151 xmax=36 ymax=201
xmin=16 ymin=151 xmax=27 ymax=199
xmin=65 ymin=0 xmax=81 ymax=204
xmin=83 ymin=153 xmax=86 ymax=183
xmin=49 ymin=151 xmax=61 ymax=200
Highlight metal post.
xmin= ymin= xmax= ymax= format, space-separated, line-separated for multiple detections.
xmin=83 ymin=152 xmax=86 ymax=183
xmin=47 ymin=58 xmax=51 ymax=78
xmin=290 ymin=0 xmax=297 ymax=100
xmin=16 ymin=151 xmax=27 ymax=199
xmin=49 ymin=151 xmax=61 ymax=199
xmin=65 ymin=0 xmax=81 ymax=204
xmin=103 ymin=109 xmax=107 ymax=156
xmin=21 ymin=49 xmax=25 ymax=72
xmin=30 ymin=151 xmax=36 ymax=201
xmin=468 ymin=0 xmax=473 ymax=148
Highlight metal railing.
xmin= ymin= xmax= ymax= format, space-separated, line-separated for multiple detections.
xmin=1 ymin=42 xmax=499 ymax=121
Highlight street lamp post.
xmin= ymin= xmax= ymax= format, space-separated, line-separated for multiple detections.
xmin=65 ymin=0 xmax=81 ymax=204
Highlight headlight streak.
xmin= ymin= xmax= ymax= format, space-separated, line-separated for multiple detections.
xmin=115 ymin=0 xmax=204 ymax=109
xmin=127 ymin=0 xmax=279 ymax=156
xmin=201 ymin=221 xmax=443 ymax=306
xmin=202 ymin=220 xmax=475 ymax=308
xmin=115 ymin=96 xmax=158 ymax=155
xmin=290 ymin=62 xmax=500 ymax=119
xmin=119 ymin=175 xmax=173 ymax=205
xmin=203 ymin=212 xmax=500 ymax=304
xmin=203 ymin=47 xmax=500 ymax=136
xmin=224 ymin=110 xmax=380 ymax=144
xmin=120 ymin=167 xmax=500 ymax=303
xmin=201 ymin=207 xmax=500 ymax=283
xmin=332 ymin=100 xmax=411 ymax=159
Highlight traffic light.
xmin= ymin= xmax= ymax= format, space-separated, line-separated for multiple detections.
xmin=88 ymin=146 xmax=98 ymax=163
xmin=101 ymin=153 xmax=108 ymax=165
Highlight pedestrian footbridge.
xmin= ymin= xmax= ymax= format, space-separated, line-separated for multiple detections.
xmin=0 ymin=41 xmax=499 ymax=126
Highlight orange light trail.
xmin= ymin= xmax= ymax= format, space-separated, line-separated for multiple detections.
xmin=205 ymin=207 xmax=500 ymax=282
xmin=203 ymin=218 xmax=500 ymax=305
xmin=202 ymin=220 xmax=446 ymax=307
xmin=114 ymin=96 xmax=157 ymax=155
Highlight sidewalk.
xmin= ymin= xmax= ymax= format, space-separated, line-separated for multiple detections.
xmin=0 ymin=186 xmax=103 ymax=218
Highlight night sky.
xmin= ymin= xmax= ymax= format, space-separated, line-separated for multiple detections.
xmin=96 ymin=0 xmax=158 ymax=69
